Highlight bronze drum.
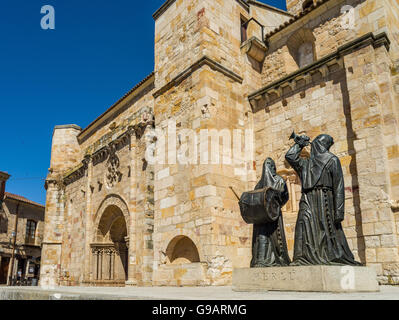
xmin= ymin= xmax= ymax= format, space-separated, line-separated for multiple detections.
xmin=239 ymin=187 xmax=281 ymax=225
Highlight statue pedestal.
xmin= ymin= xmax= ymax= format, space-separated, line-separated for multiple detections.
xmin=232 ymin=266 xmax=379 ymax=293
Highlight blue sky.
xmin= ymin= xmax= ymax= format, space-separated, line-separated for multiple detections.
xmin=0 ymin=0 xmax=287 ymax=205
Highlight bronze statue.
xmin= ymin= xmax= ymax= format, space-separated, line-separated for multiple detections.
xmin=285 ymin=132 xmax=361 ymax=266
xmin=239 ymin=158 xmax=290 ymax=267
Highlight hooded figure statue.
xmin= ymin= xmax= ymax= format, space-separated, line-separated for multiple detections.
xmin=250 ymin=158 xmax=291 ymax=267
xmin=285 ymin=134 xmax=361 ymax=266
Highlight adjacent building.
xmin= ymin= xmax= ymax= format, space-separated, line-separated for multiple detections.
xmin=41 ymin=0 xmax=399 ymax=287
xmin=0 ymin=172 xmax=45 ymax=285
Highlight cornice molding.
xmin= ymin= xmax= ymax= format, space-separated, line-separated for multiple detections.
xmin=153 ymin=0 xmax=176 ymax=21
xmin=153 ymin=0 xmax=249 ymax=21
xmin=248 ymin=32 xmax=390 ymax=111
xmin=153 ymin=56 xmax=243 ymax=99
xmin=77 ymin=73 xmax=155 ymax=145
xmin=63 ymin=119 xmax=155 ymax=186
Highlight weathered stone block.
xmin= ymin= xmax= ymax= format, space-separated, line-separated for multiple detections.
xmin=232 ymin=266 xmax=379 ymax=293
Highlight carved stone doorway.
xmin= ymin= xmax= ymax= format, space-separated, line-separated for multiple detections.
xmin=91 ymin=205 xmax=128 ymax=287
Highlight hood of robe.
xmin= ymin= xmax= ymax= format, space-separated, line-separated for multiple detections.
xmin=258 ymin=158 xmax=285 ymax=192
xmin=303 ymin=134 xmax=335 ymax=189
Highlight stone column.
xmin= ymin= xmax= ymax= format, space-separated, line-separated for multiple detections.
xmin=99 ymin=249 xmax=103 ymax=280
xmin=108 ymin=248 xmax=114 ymax=280
xmin=110 ymin=248 xmax=115 ymax=281
xmin=91 ymin=248 xmax=97 ymax=281
xmin=39 ymin=180 xmax=63 ymax=288
xmin=83 ymin=156 xmax=93 ymax=284
xmin=126 ymin=127 xmax=138 ymax=286
xmin=40 ymin=124 xmax=82 ymax=287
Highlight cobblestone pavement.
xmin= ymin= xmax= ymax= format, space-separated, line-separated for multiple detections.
xmin=0 ymin=285 xmax=398 ymax=300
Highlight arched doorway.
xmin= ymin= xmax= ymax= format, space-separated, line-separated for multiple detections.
xmin=91 ymin=205 xmax=128 ymax=286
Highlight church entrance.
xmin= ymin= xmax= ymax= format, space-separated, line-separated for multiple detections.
xmin=91 ymin=205 xmax=128 ymax=287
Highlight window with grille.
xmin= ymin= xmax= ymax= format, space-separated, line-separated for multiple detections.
xmin=25 ymin=220 xmax=37 ymax=245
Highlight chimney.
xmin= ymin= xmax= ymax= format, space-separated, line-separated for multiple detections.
xmin=0 ymin=171 xmax=10 ymax=202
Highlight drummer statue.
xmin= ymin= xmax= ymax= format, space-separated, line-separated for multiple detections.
xmin=285 ymin=132 xmax=361 ymax=266
xmin=239 ymin=158 xmax=291 ymax=267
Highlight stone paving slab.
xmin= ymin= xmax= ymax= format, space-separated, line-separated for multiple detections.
xmin=0 ymin=285 xmax=399 ymax=300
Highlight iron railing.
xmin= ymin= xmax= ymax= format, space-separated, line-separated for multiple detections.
xmin=241 ymin=18 xmax=266 ymax=43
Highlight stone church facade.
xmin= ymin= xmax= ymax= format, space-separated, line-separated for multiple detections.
xmin=40 ymin=0 xmax=399 ymax=287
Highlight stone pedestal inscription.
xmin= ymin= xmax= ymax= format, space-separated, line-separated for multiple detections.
xmin=232 ymin=266 xmax=380 ymax=293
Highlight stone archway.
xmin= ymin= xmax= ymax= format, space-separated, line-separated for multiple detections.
xmin=159 ymin=229 xmax=205 ymax=264
xmin=287 ymin=28 xmax=316 ymax=70
xmin=166 ymin=236 xmax=200 ymax=264
xmin=91 ymin=195 xmax=130 ymax=287
xmin=153 ymin=234 xmax=208 ymax=286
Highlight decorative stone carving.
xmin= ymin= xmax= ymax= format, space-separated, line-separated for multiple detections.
xmin=90 ymin=244 xmax=119 ymax=281
xmin=93 ymin=195 xmax=130 ymax=242
xmin=62 ymin=116 xmax=155 ymax=187
xmin=105 ymin=152 xmax=122 ymax=189
xmin=241 ymin=37 xmax=268 ymax=63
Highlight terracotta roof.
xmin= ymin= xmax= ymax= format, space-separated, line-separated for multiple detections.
xmin=4 ymin=192 xmax=45 ymax=208
xmin=265 ymin=0 xmax=331 ymax=38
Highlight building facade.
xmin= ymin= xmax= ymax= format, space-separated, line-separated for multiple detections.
xmin=41 ymin=0 xmax=399 ymax=287
xmin=0 ymin=172 xmax=45 ymax=285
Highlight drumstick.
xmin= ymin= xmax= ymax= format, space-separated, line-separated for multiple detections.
xmin=229 ymin=186 xmax=240 ymax=201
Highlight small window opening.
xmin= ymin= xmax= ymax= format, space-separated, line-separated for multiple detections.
xmin=241 ymin=17 xmax=248 ymax=43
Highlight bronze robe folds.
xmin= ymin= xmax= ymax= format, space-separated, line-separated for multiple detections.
xmin=286 ymin=137 xmax=361 ymax=266
xmin=251 ymin=160 xmax=291 ymax=268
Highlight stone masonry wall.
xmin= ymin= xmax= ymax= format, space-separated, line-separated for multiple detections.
xmin=154 ymin=0 xmax=204 ymax=90
xmin=1 ymin=200 xmax=44 ymax=247
xmin=263 ymin=0 xmax=398 ymax=87
xmin=255 ymin=44 xmax=399 ymax=283
xmin=253 ymin=0 xmax=399 ymax=283
xmin=286 ymin=0 xmax=314 ymax=16
xmin=152 ymin=0 xmax=291 ymax=286
xmin=344 ymin=44 xmax=399 ymax=284
xmin=41 ymin=0 xmax=399 ymax=287
xmin=50 ymin=126 xmax=82 ymax=174
xmin=152 ymin=65 xmax=253 ymax=286
xmin=41 ymin=81 xmax=156 ymax=286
